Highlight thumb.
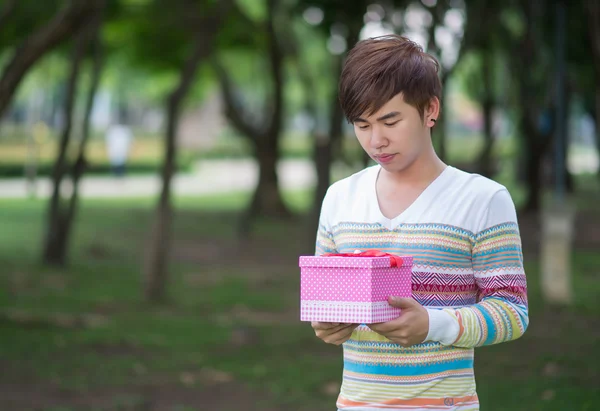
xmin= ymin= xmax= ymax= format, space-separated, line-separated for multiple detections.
xmin=388 ymin=296 xmax=417 ymax=309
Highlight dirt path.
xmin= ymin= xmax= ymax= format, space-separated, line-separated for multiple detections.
xmin=0 ymin=379 xmax=299 ymax=411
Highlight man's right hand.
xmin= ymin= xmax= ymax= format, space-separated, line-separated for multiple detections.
xmin=311 ymin=322 xmax=359 ymax=345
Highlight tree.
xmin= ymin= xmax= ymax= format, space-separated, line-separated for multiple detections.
xmin=290 ymin=32 xmax=347 ymax=246
xmin=423 ymin=0 xmax=466 ymax=162
xmin=454 ymin=0 xmax=506 ymax=177
xmin=0 ymin=0 xmax=17 ymax=32
xmin=62 ymin=5 xmax=106 ymax=261
xmin=215 ymin=0 xmax=292 ymax=236
xmin=41 ymin=1 xmax=107 ymax=266
xmin=585 ymin=0 xmax=600 ymax=180
xmin=507 ymin=0 xmax=554 ymax=213
xmin=296 ymin=0 xmax=384 ymax=245
xmin=0 ymin=0 xmax=102 ymax=117
xmin=142 ymin=0 xmax=233 ymax=303
xmin=491 ymin=0 xmax=557 ymax=213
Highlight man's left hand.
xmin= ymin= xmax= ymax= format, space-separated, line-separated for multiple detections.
xmin=369 ymin=296 xmax=429 ymax=347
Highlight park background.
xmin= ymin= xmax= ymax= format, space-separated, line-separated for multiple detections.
xmin=0 ymin=0 xmax=599 ymax=410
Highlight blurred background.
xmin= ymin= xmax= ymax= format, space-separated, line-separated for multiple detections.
xmin=0 ymin=0 xmax=599 ymax=410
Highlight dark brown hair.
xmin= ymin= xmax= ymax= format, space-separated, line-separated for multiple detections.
xmin=339 ymin=35 xmax=442 ymax=123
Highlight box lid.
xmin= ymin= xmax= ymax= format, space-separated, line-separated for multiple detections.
xmin=299 ymin=255 xmax=412 ymax=269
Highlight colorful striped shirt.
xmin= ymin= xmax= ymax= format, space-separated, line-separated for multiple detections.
xmin=315 ymin=165 xmax=529 ymax=410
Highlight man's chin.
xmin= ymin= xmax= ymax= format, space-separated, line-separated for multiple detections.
xmin=379 ymin=161 xmax=411 ymax=174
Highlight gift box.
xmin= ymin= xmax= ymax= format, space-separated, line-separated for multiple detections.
xmin=299 ymin=251 xmax=413 ymax=324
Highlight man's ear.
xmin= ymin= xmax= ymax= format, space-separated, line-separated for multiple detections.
xmin=425 ymin=97 xmax=441 ymax=127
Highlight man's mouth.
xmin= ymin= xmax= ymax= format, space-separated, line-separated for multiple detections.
xmin=373 ymin=153 xmax=396 ymax=163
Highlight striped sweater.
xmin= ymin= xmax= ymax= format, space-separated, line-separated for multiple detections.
xmin=315 ymin=165 xmax=529 ymax=410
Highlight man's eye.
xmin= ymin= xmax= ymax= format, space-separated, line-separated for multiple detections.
xmin=384 ymin=121 xmax=399 ymax=127
xmin=358 ymin=125 xmax=369 ymax=130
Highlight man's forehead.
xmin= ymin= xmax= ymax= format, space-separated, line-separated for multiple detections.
xmin=358 ymin=93 xmax=406 ymax=120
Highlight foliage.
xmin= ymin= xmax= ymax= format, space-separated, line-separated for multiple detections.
xmin=0 ymin=1 xmax=65 ymax=49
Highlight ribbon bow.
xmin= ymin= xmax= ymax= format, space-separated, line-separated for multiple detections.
xmin=322 ymin=250 xmax=403 ymax=267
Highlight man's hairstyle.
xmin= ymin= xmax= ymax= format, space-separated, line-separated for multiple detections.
xmin=339 ymin=35 xmax=442 ymax=123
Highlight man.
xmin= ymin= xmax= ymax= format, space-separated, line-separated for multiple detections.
xmin=105 ymin=122 xmax=133 ymax=177
xmin=312 ymin=35 xmax=528 ymax=410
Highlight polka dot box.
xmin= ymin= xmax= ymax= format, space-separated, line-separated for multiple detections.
xmin=299 ymin=255 xmax=413 ymax=324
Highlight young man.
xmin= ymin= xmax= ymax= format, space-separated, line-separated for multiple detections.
xmin=312 ymin=35 xmax=529 ymax=410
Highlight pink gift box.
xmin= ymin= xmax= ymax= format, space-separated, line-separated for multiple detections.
xmin=299 ymin=254 xmax=413 ymax=324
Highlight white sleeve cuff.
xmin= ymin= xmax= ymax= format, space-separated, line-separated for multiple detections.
xmin=426 ymin=308 xmax=460 ymax=345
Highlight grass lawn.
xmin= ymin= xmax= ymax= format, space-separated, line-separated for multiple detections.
xmin=0 ymin=188 xmax=599 ymax=410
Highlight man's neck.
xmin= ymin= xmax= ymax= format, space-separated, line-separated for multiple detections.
xmin=381 ymin=149 xmax=447 ymax=188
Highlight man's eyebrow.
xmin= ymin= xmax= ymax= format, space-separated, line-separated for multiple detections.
xmin=376 ymin=111 xmax=400 ymax=121
xmin=354 ymin=111 xmax=400 ymax=123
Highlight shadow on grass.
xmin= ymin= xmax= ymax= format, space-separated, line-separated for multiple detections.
xmin=0 ymin=195 xmax=598 ymax=410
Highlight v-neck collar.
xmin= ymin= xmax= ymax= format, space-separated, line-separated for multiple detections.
xmin=369 ymin=165 xmax=454 ymax=230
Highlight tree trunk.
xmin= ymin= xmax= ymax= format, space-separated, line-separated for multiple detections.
xmin=425 ymin=0 xmax=468 ymax=165
xmin=42 ymin=25 xmax=92 ymax=267
xmin=329 ymin=87 xmax=345 ymax=164
xmin=312 ymin=134 xmax=332 ymax=208
xmin=478 ymin=98 xmax=494 ymax=176
xmin=289 ymin=27 xmax=343 ymax=249
xmin=308 ymin=23 xmax=361 ymax=246
xmin=238 ymin=0 xmax=291 ymax=236
xmin=305 ymin=88 xmax=342 ymax=247
xmin=437 ymin=86 xmax=448 ymax=162
xmin=585 ymin=0 xmax=600 ymax=180
xmin=596 ymin=88 xmax=600 ymax=181
xmin=0 ymin=0 xmax=16 ymax=32
xmin=143 ymin=35 xmax=211 ymax=303
xmin=311 ymin=55 xmax=344 ymax=222
xmin=520 ymin=109 xmax=550 ymax=214
xmin=314 ymin=97 xmax=342 ymax=207
xmin=509 ymin=1 xmax=553 ymax=214
xmin=246 ymin=138 xmax=289 ymax=218
xmin=522 ymin=140 xmax=544 ymax=213
xmin=62 ymin=6 xmax=106 ymax=257
xmin=561 ymin=86 xmax=574 ymax=193
xmin=255 ymin=0 xmax=288 ymax=216
xmin=0 ymin=1 xmax=98 ymax=117
xmin=477 ymin=49 xmax=495 ymax=177
xmin=116 ymin=78 xmax=129 ymax=124
xmin=244 ymin=135 xmax=290 ymax=223
xmin=48 ymin=81 xmax=62 ymax=127
xmin=520 ymin=106 xmax=555 ymax=214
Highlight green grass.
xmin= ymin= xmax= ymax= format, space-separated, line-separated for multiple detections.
xmin=0 ymin=193 xmax=338 ymax=410
xmin=0 ymin=188 xmax=599 ymax=410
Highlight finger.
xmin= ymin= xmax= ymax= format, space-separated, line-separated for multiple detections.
xmin=388 ymin=296 xmax=419 ymax=309
xmin=369 ymin=322 xmax=390 ymax=333
xmin=324 ymin=323 xmax=355 ymax=339
xmin=316 ymin=323 xmax=351 ymax=339
xmin=330 ymin=325 xmax=358 ymax=345
xmin=312 ymin=321 xmax=340 ymax=330
xmin=372 ymin=318 xmax=404 ymax=333
xmin=329 ymin=323 xmax=354 ymax=334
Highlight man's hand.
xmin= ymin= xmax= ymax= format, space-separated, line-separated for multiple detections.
xmin=311 ymin=322 xmax=359 ymax=345
xmin=369 ymin=297 xmax=429 ymax=347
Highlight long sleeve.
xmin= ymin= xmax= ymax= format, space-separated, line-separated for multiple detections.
xmin=316 ymin=222 xmax=338 ymax=255
xmin=426 ymin=189 xmax=529 ymax=347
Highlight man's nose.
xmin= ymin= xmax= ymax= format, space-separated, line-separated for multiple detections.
xmin=370 ymin=126 xmax=387 ymax=150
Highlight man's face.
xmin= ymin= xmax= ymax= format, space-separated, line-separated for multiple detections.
xmin=353 ymin=93 xmax=433 ymax=173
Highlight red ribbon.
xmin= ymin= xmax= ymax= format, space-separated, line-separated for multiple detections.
xmin=322 ymin=250 xmax=403 ymax=267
